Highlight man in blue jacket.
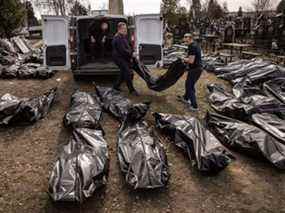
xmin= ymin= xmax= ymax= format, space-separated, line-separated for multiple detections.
xmin=112 ymin=22 xmax=139 ymax=96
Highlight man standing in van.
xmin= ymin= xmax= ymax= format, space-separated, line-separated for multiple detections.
xmin=112 ymin=22 xmax=139 ymax=96
xmin=177 ymin=33 xmax=203 ymax=111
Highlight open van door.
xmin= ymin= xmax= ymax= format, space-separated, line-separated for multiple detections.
xmin=42 ymin=16 xmax=71 ymax=70
xmin=135 ymin=14 xmax=163 ymax=66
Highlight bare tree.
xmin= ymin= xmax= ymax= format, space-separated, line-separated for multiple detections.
xmin=252 ymin=0 xmax=272 ymax=13
xmin=33 ymin=0 xmax=76 ymax=16
xmin=109 ymin=0 xmax=124 ymax=15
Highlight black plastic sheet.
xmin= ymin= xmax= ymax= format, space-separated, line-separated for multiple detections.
xmin=0 ymin=88 xmax=57 ymax=126
xmin=23 ymin=52 xmax=43 ymax=64
xmin=96 ymin=87 xmax=169 ymax=189
xmin=0 ymin=65 xmax=2 ymax=75
xmin=207 ymin=83 xmax=251 ymax=119
xmin=252 ymin=113 xmax=285 ymax=145
xmin=206 ymin=112 xmax=285 ymax=170
xmin=118 ymin=103 xmax=169 ymax=189
xmin=95 ymin=86 xmax=131 ymax=121
xmin=218 ymin=59 xmax=271 ymax=81
xmin=0 ymin=49 xmax=16 ymax=66
xmin=163 ymin=51 xmax=187 ymax=68
xmin=154 ymin=112 xmax=234 ymax=174
xmin=263 ymin=77 xmax=285 ymax=104
xmin=202 ymin=56 xmax=225 ymax=72
xmin=132 ymin=58 xmax=186 ymax=92
xmin=0 ymin=64 xmax=55 ymax=79
xmin=0 ymin=39 xmax=17 ymax=54
xmin=240 ymin=65 xmax=285 ymax=85
xmin=207 ymin=83 xmax=284 ymax=120
xmin=1 ymin=64 xmax=19 ymax=78
xmin=213 ymin=59 xmax=251 ymax=75
xmin=49 ymin=128 xmax=109 ymax=202
xmin=37 ymin=66 xmax=55 ymax=79
xmin=17 ymin=64 xmax=38 ymax=79
xmin=0 ymin=94 xmax=22 ymax=126
xmin=232 ymin=78 xmax=264 ymax=99
xmin=64 ymin=91 xmax=102 ymax=129
xmin=231 ymin=64 xmax=280 ymax=85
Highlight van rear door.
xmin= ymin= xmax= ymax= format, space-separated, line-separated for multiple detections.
xmin=135 ymin=14 xmax=163 ymax=66
xmin=42 ymin=16 xmax=70 ymax=70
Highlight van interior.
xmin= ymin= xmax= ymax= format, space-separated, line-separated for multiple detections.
xmin=76 ymin=16 xmax=128 ymax=74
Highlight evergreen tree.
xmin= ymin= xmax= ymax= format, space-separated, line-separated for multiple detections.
xmin=207 ymin=0 xmax=225 ymax=20
xmin=238 ymin=6 xmax=243 ymax=17
xmin=161 ymin=0 xmax=179 ymax=26
xmin=0 ymin=0 xmax=26 ymax=38
xmin=25 ymin=1 xmax=39 ymax=27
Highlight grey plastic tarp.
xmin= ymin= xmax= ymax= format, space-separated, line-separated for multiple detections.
xmin=96 ymin=86 xmax=169 ymax=189
xmin=118 ymin=103 xmax=169 ymax=189
xmin=206 ymin=112 xmax=285 ymax=170
xmin=153 ymin=112 xmax=234 ymax=174
xmin=263 ymin=77 xmax=285 ymax=104
xmin=49 ymin=128 xmax=109 ymax=202
xmin=49 ymin=91 xmax=109 ymax=203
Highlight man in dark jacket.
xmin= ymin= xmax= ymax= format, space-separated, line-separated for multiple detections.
xmin=178 ymin=33 xmax=203 ymax=111
xmin=112 ymin=22 xmax=139 ymax=96
xmin=89 ymin=21 xmax=109 ymax=60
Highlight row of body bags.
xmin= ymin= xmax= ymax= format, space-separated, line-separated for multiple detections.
xmin=203 ymin=58 xmax=285 ymax=169
xmin=0 ymin=63 xmax=55 ymax=79
xmin=49 ymin=87 xmax=236 ymax=203
xmin=205 ymin=58 xmax=285 ymax=103
xmin=207 ymin=83 xmax=285 ymax=170
xmin=0 ymin=38 xmax=53 ymax=79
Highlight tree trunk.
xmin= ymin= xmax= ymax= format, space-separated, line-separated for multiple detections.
xmin=109 ymin=0 xmax=124 ymax=15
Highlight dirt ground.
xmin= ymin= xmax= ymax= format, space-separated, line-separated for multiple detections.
xmin=0 ymin=69 xmax=285 ymax=213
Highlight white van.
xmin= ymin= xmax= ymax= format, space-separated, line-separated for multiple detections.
xmin=42 ymin=14 xmax=163 ymax=77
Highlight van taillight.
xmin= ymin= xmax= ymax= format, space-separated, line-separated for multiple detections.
xmin=131 ymin=33 xmax=135 ymax=49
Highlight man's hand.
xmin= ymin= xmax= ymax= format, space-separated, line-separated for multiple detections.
xmin=132 ymin=52 xmax=138 ymax=58
xmin=102 ymin=36 xmax=106 ymax=43
xmin=91 ymin=36 xmax=96 ymax=43
xmin=183 ymin=55 xmax=195 ymax=64
xmin=183 ymin=58 xmax=189 ymax=63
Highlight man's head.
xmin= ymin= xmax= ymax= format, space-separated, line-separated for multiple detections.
xmin=101 ymin=22 xmax=109 ymax=31
xmin=184 ymin=33 xmax=193 ymax=44
xmin=117 ymin=22 xmax=128 ymax=36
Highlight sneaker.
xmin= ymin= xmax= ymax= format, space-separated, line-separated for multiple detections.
xmin=130 ymin=90 xmax=140 ymax=97
xmin=177 ymin=95 xmax=189 ymax=104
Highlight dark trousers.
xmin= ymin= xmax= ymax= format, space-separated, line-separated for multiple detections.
xmin=113 ymin=57 xmax=135 ymax=92
xmin=184 ymin=67 xmax=203 ymax=108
